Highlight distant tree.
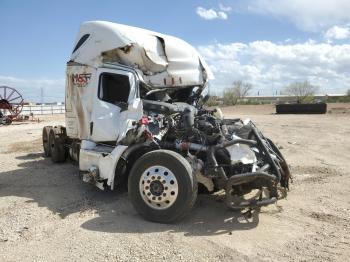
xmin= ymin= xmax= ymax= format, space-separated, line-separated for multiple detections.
xmin=205 ymin=96 xmax=220 ymax=107
xmin=223 ymin=81 xmax=253 ymax=105
xmin=347 ymin=89 xmax=350 ymax=96
xmin=223 ymin=88 xmax=238 ymax=106
xmin=284 ymin=80 xmax=318 ymax=103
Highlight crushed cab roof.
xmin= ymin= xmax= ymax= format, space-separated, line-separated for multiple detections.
xmin=70 ymin=21 xmax=214 ymax=88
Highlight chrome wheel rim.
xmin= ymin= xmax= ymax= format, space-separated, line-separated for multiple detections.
xmin=139 ymin=165 xmax=178 ymax=210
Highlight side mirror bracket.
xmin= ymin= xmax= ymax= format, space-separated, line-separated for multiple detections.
xmin=116 ymin=101 xmax=128 ymax=112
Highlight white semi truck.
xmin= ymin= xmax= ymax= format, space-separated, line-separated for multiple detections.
xmin=43 ymin=21 xmax=290 ymax=223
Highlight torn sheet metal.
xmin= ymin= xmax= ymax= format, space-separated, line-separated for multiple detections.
xmin=226 ymin=144 xmax=257 ymax=165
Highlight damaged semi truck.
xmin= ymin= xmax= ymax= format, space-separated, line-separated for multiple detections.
xmin=43 ymin=21 xmax=290 ymax=223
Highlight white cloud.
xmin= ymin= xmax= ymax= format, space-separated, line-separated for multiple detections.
xmin=196 ymin=6 xmax=231 ymax=20
xmin=324 ymin=26 xmax=350 ymax=40
xmin=198 ymin=41 xmax=350 ymax=95
xmin=196 ymin=7 xmax=219 ymax=20
xmin=217 ymin=11 xmax=228 ymax=20
xmin=0 ymin=75 xmax=65 ymax=103
xmin=219 ymin=4 xmax=232 ymax=12
xmin=246 ymin=0 xmax=350 ymax=32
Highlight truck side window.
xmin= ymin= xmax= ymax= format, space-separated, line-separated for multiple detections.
xmin=98 ymin=73 xmax=130 ymax=104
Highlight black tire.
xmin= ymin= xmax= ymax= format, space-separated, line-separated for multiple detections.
xmin=49 ymin=129 xmax=67 ymax=163
xmin=276 ymin=103 xmax=327 ymax=114
xmin=128 ymin=150 xmax=197 ymax=223
xmin=5 ymin=118 xmax=12 ymax=125
xmin=42 ymin=126 xmax=52 ymax=157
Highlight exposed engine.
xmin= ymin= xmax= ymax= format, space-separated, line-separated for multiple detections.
xmin=122 ymin=98 xmax=291 ymax=210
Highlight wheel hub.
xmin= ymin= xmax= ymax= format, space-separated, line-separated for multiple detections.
xmin=149 ymin=180 xmax=164 ymax=196
xmin=139 ymin=165 xmax=178 ymax=210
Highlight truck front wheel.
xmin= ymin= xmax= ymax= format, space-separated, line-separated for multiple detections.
xmin=128 ymin=150 xmax=197 ymax=223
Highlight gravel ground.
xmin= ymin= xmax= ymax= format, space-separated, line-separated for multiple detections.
xmin=0 ymin=104 xmax=349 ymax=261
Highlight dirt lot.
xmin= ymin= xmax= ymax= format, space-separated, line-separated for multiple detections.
xmin=1 ymin=104 xmax=349 ymax=261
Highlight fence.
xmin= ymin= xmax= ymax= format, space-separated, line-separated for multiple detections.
xmin=21 ymin=104 xmax=65 ymax=115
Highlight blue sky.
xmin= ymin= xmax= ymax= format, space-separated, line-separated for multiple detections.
xmin=1 ymin=0 xmax=350 ymax=102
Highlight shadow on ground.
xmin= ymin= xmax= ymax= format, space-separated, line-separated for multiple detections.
xmin=0 ymin=152 xmax=263 ymax=236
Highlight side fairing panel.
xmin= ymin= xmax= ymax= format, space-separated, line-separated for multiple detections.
xmin=65 ymin=64 xmax=96 ymax=139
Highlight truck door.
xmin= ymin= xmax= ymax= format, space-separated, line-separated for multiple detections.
xmin=90 ymin=68 xmax=142 ymax=142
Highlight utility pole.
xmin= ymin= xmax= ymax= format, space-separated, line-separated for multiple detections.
xmin=40 ymin=87 xmax=44 ymax=114
xmin=40 ymin=86 xmax=44 ymax=104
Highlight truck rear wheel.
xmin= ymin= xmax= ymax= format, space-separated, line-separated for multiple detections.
xmin=4 ymin=117 xmax=12 ymax=125
xmin=128 ymin=150 xmax=197 ymax=223
xmin=42 ymin=126 xmax=52 ymax=157
xmin=49 ymin=129 xmax=67 ymax=163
